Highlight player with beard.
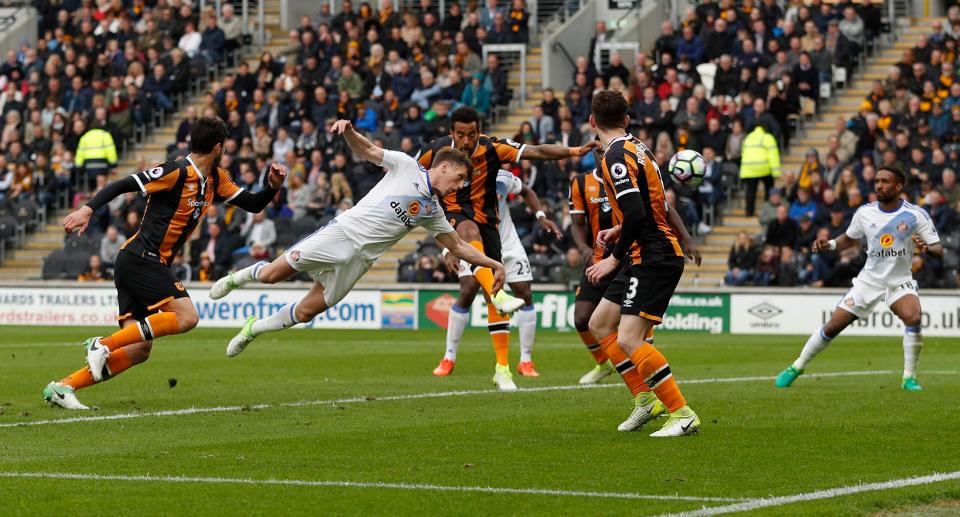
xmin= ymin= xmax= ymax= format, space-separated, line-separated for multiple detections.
xmin=44 ymin=117 xmax=287 ymax=410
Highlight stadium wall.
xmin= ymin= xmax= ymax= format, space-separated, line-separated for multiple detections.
xmin=1 ymin=283 xmax=958 ymax=336
xmin=0 ymin=7 xmax=38 ymax=57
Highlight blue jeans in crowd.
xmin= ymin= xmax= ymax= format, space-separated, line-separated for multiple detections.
xmin=725 ymin=268 xmax=751 ymax=286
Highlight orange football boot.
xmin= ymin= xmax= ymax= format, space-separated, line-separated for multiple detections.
xmin=432 ymin=358 xmax=455 ymax=376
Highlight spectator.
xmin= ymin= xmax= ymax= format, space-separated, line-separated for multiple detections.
xmin=529 ymin=105 xmax=555 ymax=143
xmin=192 ymin=251 xmax=223 ymax=282
xmin=461 ymin=73 xmax=492 ymax=117
xmin=171 ymin=253 xmax=192 ymax=282
xmin=766 ymin=205 xmax=799 ymax=249
xmin=194 ymin=223 xmax=233 ymax=273
xmin=99 ymin=226 xmax=125 ymax=266
xmin=200 ymin=14 xmax=226 ymax=64
xmin=788 ymin=187 xmax=818 ymax=222
xmin=220 ymin=4 xmax=243 ymax=55
xmin=725 ymin=232 xmax=756 ymax=286
xmin=78 ymin=255 xmax=111 ymax=282
xmin=740 ymin=121 xmax=781 ymax=217
xmin=753 ymin=245 xmax=780 ymax=286
xmin=550 ymin=247 xmax=583 ymax=286
xmin=410 ymin=255 xmax=446 ymax=282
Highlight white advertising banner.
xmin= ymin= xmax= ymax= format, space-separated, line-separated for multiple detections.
xmin=730 ymin=293 xmax=960 ymax=337
xmin=0 ymin=287 xmax=384 ymax=329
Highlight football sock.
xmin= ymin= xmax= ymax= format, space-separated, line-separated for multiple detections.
xmin=59 ymin=348 xmax=133 ymax=391
xmin=578 ymin=330 xmax=609 ymax=364
xmin=444 ymin=304 xmax=470 ymax=361
xmin=598 ymin=332 xmax=648 ymax=397
xmin=903 ymin=326 xmax=922 ymax=378
xmin=629 ymin=342 xmax=686 ymax=413
xmin=793 ymin=326 xmax=833 ymax=370
xmin=101 ymin=312 xmax=180 ymax=350
xmin=233 ymin=260 xmax=270 ymax=286
xmin=468 ymin=240 xmax=497 ymax=296
xmin=517 ymin=305 xmax=536 ymax=363
xmin=487 ymin=304 xmax=510 ymax=366
xmin=251 ymin=303 xmax=302 ymax=336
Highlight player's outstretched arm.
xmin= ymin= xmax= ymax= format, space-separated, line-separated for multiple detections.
xmin=521 ymin=140 xmax=601 ymax=161
xmin=666 ymin=202 xmax=702 ymax=266
xmin=63 ymin=176 xmax=141 ymax=235
xmin=913 ymin=236 xmax=944 ymax=258
xmin=436 ymin=230 xmax=506 ymax=294
xmin=330 ymin=119 xmax=384 ymax=165
xmin=812 ymin=234 xmax=855 ymax=253
xmin=228 ymin=163 xmax=286 ymax=213
xmin=518 ymin=184 xmax=562 ymax=239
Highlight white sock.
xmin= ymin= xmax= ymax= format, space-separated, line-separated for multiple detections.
xmin=516 ymin=305 xmax=536 ymax=363
xmin=903 ymin=326 xmax=922 ymax=379
xmin=793 ymin=326 xmax=833 ymax=370
xmin=444 ymin=305 xmax=470 ymax=361
xmin=234 ymin=261 xmax=270 ymax=286
xmin=251 ymin=303 xmax=301 ymax=336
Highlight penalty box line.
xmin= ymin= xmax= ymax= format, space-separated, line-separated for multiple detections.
xmin=0 ymin=471 xmax=746 ymax=503
xmin=1 ymin=370 xmax=957 ymax=429
xmin=655 ymin=470 xmax=960 ymax=516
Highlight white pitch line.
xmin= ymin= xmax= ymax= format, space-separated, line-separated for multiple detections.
xmin=0 ymin=471 xmax=744 ymax=503
xmin=2 ymin=370 xmax=956 ymax=429
xmin=656 ymin=470 xmax=960 ymax=516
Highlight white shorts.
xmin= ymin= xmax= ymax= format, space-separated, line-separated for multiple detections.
xmin=285 ymin=222 xmax=375 ymax=307
xmin=457 ymin=240 xmax=533 ymax=284
xmin=837 ymin=277 xmax=919 ymax=319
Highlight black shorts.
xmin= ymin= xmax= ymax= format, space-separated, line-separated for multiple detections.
xmin=114 ymin=249 xmax=190 ymax=325
xmin=575 ymin=263 xmax=616 ymax=305
xmin=602 ymin=258 xmax=684 ymax=322
xmin=448 ymin=212 xmax=502 ymax=263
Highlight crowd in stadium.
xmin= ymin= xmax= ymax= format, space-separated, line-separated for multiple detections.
xmin=0 ymin=0 xmax=956 ymax=288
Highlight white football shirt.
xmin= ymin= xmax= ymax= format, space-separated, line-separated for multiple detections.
xmin=496 ymin=170 xmax=524 ymax=251
xmin=844 ymin=201 xmax=940 ymax=287
xmin=337 ymin=150 xmax=454 ymax=259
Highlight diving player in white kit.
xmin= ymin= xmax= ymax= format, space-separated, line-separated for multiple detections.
xmin=775 ymin=166 xmax=944 ymax=391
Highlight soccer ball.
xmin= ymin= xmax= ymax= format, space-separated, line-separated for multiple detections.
xmin=668 ymin=150 xmax=706 ymax=186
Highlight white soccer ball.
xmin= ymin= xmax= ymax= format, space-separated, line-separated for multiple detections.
xmin=668 ymin=149 xmax=706 ymax=186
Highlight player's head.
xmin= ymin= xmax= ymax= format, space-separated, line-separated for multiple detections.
xmin=428 ymin=147 xmax=472 ymax=196
xmin=190 ymin=116 xmax=228 ymax=166
xmin=875 ymin=165 xmax=906 ymax=202
xmin=449 ymin=107 xmax=482 ymax=154
xmin=589 ymin=90 xmax=629 ymax=132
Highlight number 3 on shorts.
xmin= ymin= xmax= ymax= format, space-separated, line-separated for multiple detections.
xmin=626 ymin=277 xmax=639 ymax=301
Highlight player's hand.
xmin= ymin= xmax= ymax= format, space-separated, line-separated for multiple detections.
xmin=329 ymin=119 xmax=353 ymax=134
xmin=491 ymin=263 xmax=506 ymax=294
xmin=62 ymin=206 xmax=93 ymax=236
xmin=572 ymin=140 xmax=602 ymax=156
xmin=912 ymin=235 xmax=928 ymax=254
xmin=586 ymin=255 xmax=620 ymax=285
xmin=538 ymin=217 xmax=562 ymax=240
xmin=811 ymin=238 xmax=829 ymax=253
xmin=442 ymin=251 xmax=462 ymax=273
xmin=681 ymin=236 xmax=702 ymax=267
xmin=266 ymin=162 xmax=287 ymax=189
xmin=596 ymin=225 xmax=621 ymax=247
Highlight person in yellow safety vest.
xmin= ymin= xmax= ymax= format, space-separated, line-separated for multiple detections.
xmin=75 ymin=127 xmax=118 ymax=189
xmin=740 ymin=121 xmax=781 ymax=217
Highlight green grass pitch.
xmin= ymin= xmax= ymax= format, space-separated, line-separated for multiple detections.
xmin=1 ymin=325 xmax=959 ymax=515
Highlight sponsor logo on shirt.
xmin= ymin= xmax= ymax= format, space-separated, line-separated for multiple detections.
xmin=870 ymin=248 xmax=907 ymax=258
xmin=408 ymin=200 xmax=421 ymax=216
xmin=390 ymin=200 xmax=416 ymax=228
xmin=879 ymin=233 xmax=895 ymax=248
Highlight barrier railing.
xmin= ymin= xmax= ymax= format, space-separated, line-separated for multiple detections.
xmin=482 ymin=43 xmax=527 ymax=105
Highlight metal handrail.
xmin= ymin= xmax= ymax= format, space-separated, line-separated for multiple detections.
xmin=551 ymin=41 xmax=576 ymax=69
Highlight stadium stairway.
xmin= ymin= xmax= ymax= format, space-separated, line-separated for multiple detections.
xmin=0 ymin=1 xmax=289 ymax=281
xmin=694 ymin=19 xmax=934 ymax=288
xmin=360 ymin=47 xmax=545 ymax=284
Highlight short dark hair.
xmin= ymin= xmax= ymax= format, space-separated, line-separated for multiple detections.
xmin=591 ymin=90 xmax=629 ymax=130
xmin=433 ymin=147 xmax=473 ymax=174
xmin=450 ymin=106 xmax=481 ymax=129
xmin=878 ymin=165 xmax=907 ymax=185
xmin=190 ymin=117 xmax=228 ymax=153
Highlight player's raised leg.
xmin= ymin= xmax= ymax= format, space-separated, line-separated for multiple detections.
xmin=589 ymin=298 xmax=664 ymax=431
xmin=223 ymin=258 xmax=308 ymax=356
xmin=433 ymin=276 xmax=481 ymax=376
xmin=511 ymin=281 xmax=539 ymax=377
xmin=776 ymin=299 xmax=858 ymax=388
xmin=210 ymin=256 xmax=290 ymax=300
xmin=454 ymin=218 xmax=523 ymax=315
xmin=889 ymin=293 xmax=924 ymax=391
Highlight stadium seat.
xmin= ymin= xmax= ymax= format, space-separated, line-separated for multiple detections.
xmin=42 ymin=250 xmax=69 ymax=280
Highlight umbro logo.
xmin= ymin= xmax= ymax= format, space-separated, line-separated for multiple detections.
xmin=187 ymin=184 xmax=196 ymax=192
